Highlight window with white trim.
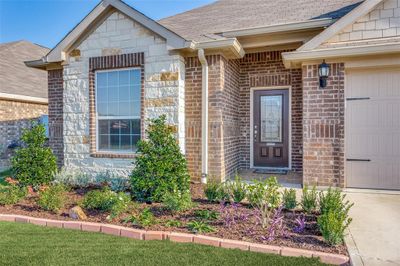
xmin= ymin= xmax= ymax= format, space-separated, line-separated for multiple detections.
xmin=96 ymin=68 xmax=141 ymax=152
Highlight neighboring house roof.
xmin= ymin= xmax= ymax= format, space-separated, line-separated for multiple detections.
xmin=158 ymin=0 xmax=364 ymax=42
xmin=0 ymin=40 xmax=49 ymax=99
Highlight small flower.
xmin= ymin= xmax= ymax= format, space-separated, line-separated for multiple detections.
xmin=5 ymin=177 xmax=19 ymax=185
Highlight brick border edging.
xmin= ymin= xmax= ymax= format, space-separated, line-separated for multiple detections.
xmin=0 ymin=214 xmax=348 ymax=265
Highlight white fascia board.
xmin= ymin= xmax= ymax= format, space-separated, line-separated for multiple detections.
xmin=195 ymin=38 xmax=245 ymax=58
xmin=298 ymin=0 xmax=384 ymax=51
xmin=221 ymin=18 xmax=334 ymax=38
xmin=282 ymin=42 xmax=400 ymax=68
xmin=0 ymin=93 xmax=48 ymax=104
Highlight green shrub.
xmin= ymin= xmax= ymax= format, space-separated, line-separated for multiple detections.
xmin=194 ymin=209 xmax=219 ymax=221
xmin=162 ymin=189 xmax=192 ymax=213
xmin=0 ymin=185 xmax=27 ymax=205
xmin=187 ymin=220 xmax=215 ymax=233
xmin=130 ymin=115 xmax=190 ymax=202
xmin=204 ymin=180 xmax=230 ymax=203
xmin=318 ymin=210 xmax=352 ymax=246
xmin=227 ymin=174 xmax=247 ymax=203
xmin=247 ymin=177 xmax=281 ymax=228
xmin=319 ymin=187 xmax=352 ymax=215
xmin=165 ymin=220 xmax=183 ymax=227
xmin=301 ymin=185 xmax=318 ymax=214
xmin=82 ymin=188 xmax=131 ymax=218
xmin=37 ymin=184 xmax=67 ymax=213
xmin=124 ymin=207 xmax=156 ymax=227
xmin=282 ymin=188 xmax=297 ymax=210
xmin=11 ymin=123 xmax=57 ymax=187
xmin=317 ymin=187 xmax=354 ymax=245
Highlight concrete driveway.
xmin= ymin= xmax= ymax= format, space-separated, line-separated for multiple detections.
xmin=344 ymin=190 xmax=400 ymax=266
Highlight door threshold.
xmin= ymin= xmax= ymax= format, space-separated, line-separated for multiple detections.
xmin=252 ymin=168 xmax=289 ymax=175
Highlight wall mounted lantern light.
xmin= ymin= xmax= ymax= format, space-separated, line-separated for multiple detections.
xmin=318 ymin=60 xmax=330 ymax=88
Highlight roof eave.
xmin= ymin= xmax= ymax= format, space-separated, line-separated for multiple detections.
xmin=282 ymin=42 xmax=400 ymax=68
xmin=220 ymin=18 xmax=335 ymax=38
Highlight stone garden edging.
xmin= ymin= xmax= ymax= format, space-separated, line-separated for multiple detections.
xmin=0 ymin=214 xmax=349 ymax=265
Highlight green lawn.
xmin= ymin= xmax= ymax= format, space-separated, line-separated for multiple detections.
xmin=0 ymin=222 xmax=327 ymax=266
xmin=0 ymin=168 xmax=12 ymax=185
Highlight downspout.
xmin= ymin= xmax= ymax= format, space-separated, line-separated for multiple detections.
xmin=198 ymin=49 xmax=208 ymax=184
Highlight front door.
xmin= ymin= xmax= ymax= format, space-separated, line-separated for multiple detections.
xmin=253 ymin=89 xmax=289 ymax=168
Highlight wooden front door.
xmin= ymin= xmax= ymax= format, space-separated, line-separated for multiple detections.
xmin=253 ymin=89 xmax=289 ymax=167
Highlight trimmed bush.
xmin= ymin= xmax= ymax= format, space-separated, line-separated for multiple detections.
xmin=300 ymin=185 xmax=318 ymax=214
xmin=11 ymin=123 xmax=57 ymax=186
xmin=0 ymin=185 xmax=27 ymax=205
xmin=130 ymin=115 xmax=190 ymax=202
xmin=37 ymin=184 xmax=67 ymax=213
xmin=282 ymin=188 xmax=297 ymax=210
xmin=162 ymin=189 xmax=192 ymax=213
xmin=82 ymin=188 xmax=131 ymax=218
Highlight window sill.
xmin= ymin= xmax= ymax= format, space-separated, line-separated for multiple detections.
xmin=90 ymin=152 xmax=139 ymax=159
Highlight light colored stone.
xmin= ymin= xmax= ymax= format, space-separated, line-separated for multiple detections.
xmin=69 ymin=206 xmax=87 ymax=220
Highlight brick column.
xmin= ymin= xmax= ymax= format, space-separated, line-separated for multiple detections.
xmin=48 ymin=69 xmax=64 ymax=168
xmin=302 ymin=63 xmax=345 ymax=187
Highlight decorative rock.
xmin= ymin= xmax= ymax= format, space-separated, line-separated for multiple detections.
xmin=69 ymin=206 xmax=87 ymax=220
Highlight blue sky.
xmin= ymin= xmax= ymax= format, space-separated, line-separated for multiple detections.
xmin=0 ymin=0 xmax=214 ymax=48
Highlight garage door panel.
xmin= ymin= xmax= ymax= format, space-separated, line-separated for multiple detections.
xmin=346 ymin=68 xmax=400 ymax=190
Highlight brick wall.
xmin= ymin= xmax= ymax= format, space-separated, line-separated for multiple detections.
xmin=48 ymin=69 xmax=64 ymax=168
xmin=0 ymin=99 xmax=47 ymax=170
xmin=185 ymin=51 xmax=303 ymax=182
xmin=302 ymin=63 xmax=345 ymax=187
xmin=238 ymin=51 xmax=303 ymax=172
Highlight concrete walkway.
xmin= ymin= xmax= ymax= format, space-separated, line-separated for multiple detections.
xmin=344 ymin=190 xmax=400 ymax=266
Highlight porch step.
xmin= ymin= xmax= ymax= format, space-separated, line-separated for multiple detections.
xmin=253 ymin=169 xmax=288 ymax=175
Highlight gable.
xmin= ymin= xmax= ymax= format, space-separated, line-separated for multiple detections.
xmin=45 ymin=0 xmax=187 ymax=63
xmin=320 ymin=0 xmax=400 ymax=48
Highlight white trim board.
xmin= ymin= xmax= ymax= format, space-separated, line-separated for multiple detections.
xmin=0 ymin=92 xmax=48 ymax=104
xmin=249 ymin=86 xmax=292 ymax=169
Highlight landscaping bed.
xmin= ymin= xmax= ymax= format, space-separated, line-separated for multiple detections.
xmin=0 ymin=183 xmax=347 ymax=256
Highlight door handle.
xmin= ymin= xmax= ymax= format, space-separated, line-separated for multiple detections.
xmin=346 ymin=158 xmax=371 ymax=162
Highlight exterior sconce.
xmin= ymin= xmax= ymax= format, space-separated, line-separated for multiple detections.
xmin=318 ymin=60 xmax=330 ymax=88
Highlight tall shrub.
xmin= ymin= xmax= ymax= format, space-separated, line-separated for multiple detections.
xmin=130 ymin=115 xmax=190 ymax=202
xmin=11 ymin=123 xmax=57 ymax=186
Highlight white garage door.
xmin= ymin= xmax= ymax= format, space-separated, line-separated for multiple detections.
xmin=346 ymin=68 xmax=400 ymax=190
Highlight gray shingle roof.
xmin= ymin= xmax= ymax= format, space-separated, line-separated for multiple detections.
xmin=159 ymin=0 xmax=363 ymax=41
xmin=0 ymin=40 xmax=49 ymax=99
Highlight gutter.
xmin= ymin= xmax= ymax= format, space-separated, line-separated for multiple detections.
xmin=198 ymin=49 xmax=209 ymax=184
xmin=0 ymin=92 xmax=48 ymax=104
xmin=220 ymin=18 xmax=334 ymax=38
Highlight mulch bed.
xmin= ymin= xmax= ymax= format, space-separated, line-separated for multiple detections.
xmin=0 ymin=183 xmax=348 ymax=255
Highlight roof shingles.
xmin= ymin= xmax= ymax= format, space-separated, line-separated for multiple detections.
xmin=159 ymin=0 xmax=364 ymax=41
xmin=0 ymin=40 xmax=49 ymax=99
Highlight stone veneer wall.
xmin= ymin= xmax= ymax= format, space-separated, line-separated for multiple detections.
xmin=302 ymin=63 xmax=345 ymax=187
xmin=61 ymin=11 xmax=185 ymax=177
xmin=321 ymin=0 xmax=400 ymax=48
xmin=0 ymin=99 xmax=47 ymax=170
xmin=238 ymin=51 xmax=303 ymax=172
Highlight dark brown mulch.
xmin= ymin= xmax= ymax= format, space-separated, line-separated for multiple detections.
xmin=0 ymin=183 xmax=347 ymax=255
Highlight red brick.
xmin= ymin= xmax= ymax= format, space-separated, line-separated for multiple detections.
xmin=81 ymin=222 xmax=101 ymax=232
xmin=144 ymin=231 xmax=164 ymax=241
xmin=281 ymin=247 xmax=314 ymax=258
xmin=220 ymin=239 xmax=250 ymax=251
xmin=101 ymin=225 xmax=121 ymax=236
xmin=249 ymin=243 xmax=281 ymax=255
xmin=0 ymin=215 xmax=15 ymax=222
xmin=312 ymin=251 xmax=349 ymax=265
xmin=193 ymin=235 xmax=221 ymax=247
xmin=46 ymin=220 xmax=63 ymax=228
xmin=29 ymin=218 xmax=47 ymax=226
xmin=63 ymin=221 xmax=82 ymax=230
xmin=15 ymin=216 xmax=29 ymax=223
xmin=168 ymin=232 xmax=194 ymax=243
xmin=120 ymin=228 xmax=143 ymax=240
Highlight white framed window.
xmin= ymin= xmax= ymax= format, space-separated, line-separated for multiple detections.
xmin=95 ymin=68 xmax=141 ymax=153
